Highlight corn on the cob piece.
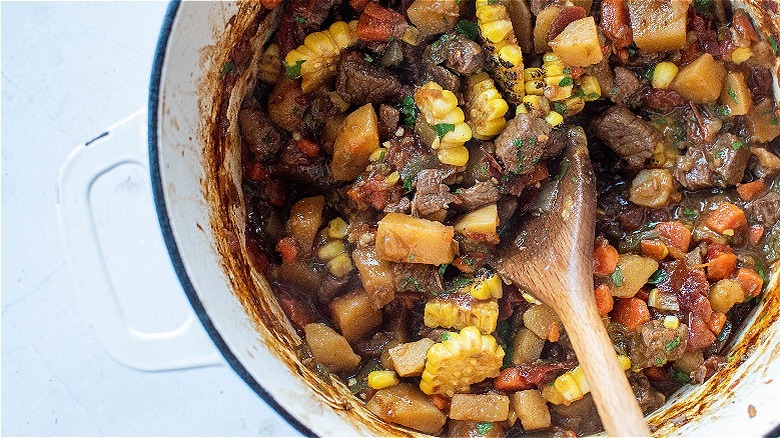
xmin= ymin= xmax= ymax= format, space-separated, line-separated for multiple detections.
xmin=414 ymin=81 xmax=473 ymax=166
xmin=468 ymin=272 xmax=503 ymax=300
xmin=284 ymin=20 xmax=358 ymax=93
xmin=475 ymin=0 xmax=524 ymax=103
xmin=420 ymin=326 xmax=505 ymax=396
xmin=424 ymin=295 xmax=499 ymax=334
xmin=466 ymin=73 xmax=509 ymax=140
xmin=547 ymin=355 xmax=633 ymax=404
xmin=317 ymin=218 xmax=354 ymax=277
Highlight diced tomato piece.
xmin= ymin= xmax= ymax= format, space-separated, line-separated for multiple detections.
xmin=355 ymin=3 xmax=405 ymax=42
xmin=428 ymin=394 xmax=450 ymax=411
xmin=246 ymin=162 xmax=267 ymax=182
xmin=296 ymin=138 xmax=320 ymax=158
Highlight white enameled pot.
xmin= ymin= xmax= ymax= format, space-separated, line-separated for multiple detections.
xmin=59 ymin=1 xmax=780 ymax=436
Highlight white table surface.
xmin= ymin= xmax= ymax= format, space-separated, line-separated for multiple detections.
xmin=1 ymin=2 xmax=299 ymax=435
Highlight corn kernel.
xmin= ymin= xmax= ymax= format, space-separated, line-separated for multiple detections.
xmin=304 ymin=31 xmax=338 ymax=56
xmin=521 ymin=292 xmax=542 ymax=305
xmin=554 ymin=374 xmax=583 ymax=402
xmin=663 ymin=315 xmax=680 ymax=330
xmin=384 ymin=171 xmax=401 ymax=185
xmin=651 ymin=61 xmax=679 ymax=90
xmin=543 ymin=52 xmax=561 ymax=63
xmin=470 ymin=274 xmax=503 ymax=300
xmin=545 ymin=111 xmax=564 ymax=127
xmin=475 ymin=3 xmax=507 ymax=22
xmin=438 ymin=106 xmax=467 ymax=125
xmin=401 ymin=25 xmax=422 ymax=46
xmin=542 ymin=383 xmax=567 ymax=405
xmin=498 ymin=44 xmax=523 ymax=67
xmin=542 ymin=61 xmax=566 ymax=77
xmin=731 ymin=47 xmax=753 ymax=64
xmin=318 ymin=240 xmax=346 ymax=260
xmin=562 ymin=96 xmax=585 ymax=116
xmin=368 ymin=370 xmax=400 ymax=389
xmin=524 ymin=68 xmax=545 ymax=81
xmin=617 ymin=355 xmax=632 ymax=371
xmin=326 ymin=252 xmax=353 ymax=277
xmin=328 ymin=21 xmax=358 ymax=49
xmin=578 ymin=75 xmax=601 ymax=101
xmin=442 ymin=121 xmax=472 ymax=143
xmin=437 ymin=146 xmax=470 ymax=167
xmin=327 ymin=218 xmax=348 ymax=239
xmin=481 ymin=19 xmax=514 ymax=44
xmin=525 ymin=80 xmax=546 ymax=96
xmin=570 ymin=366 xmax=590 ymax=395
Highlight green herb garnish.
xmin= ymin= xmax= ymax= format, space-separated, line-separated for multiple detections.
xmin=219 ymin=61 xmax=234 ymax=80
xmin=438 ymin=264 xmax=450 ymax=275
xmin=727 ymin=85 xmax=738 ymax=104
xmin=284 ymin=59 xmax=305 ymax=79
xmin=293 ymin=15 xmax=306 ymax=23
xmin=456 ymin=19 xmax=480 ymax=41
xmin=671 ymin=369 xmax=691 ymax=383
xmin=731 ymin=140 xmax=744 ymax=150
xmin=431 ymin=33 xmax=451 ymax=51
xmin=586 ymin=92 xmax=601 ymax=100
xmin=401 ymin=96 xmax=416 ymax=128
xmin=694 ymin=0 xmax=714 ymax=17
xmin=770 ymin=35 xmax=779 ymax=56
xmin=647 ymin=269 xmax=668 ymax=285
xmin=681 ymin=207 xmax=698 ymax=221
xmin=364 ymin=53 xmax=374 ymax=63
xmin=552 ymin=101 xmax=568 ymax=114
xmin=665 ymin=336 xmax=681 ymax=351
xmin=611 ymin=266 xmax=624 ymax=287
xmin=716 ymin=320 xmax=732 ymax=343
xmin=655 ymin=357 xmax=665 ymax=366
xmin=558 ymin=76 xmax=573 ymax=87
xmin=558 ymin=157 xmax=570 ymax=179
xmin=432 ymin=123 xmax=456 ymax=139
xmin=716 ymin=105 xmax=731 ymax=117
xmin=441 ymin=332 xmax=451 ymax=341
xmin=476 ymin=422 xmax=494 ymax=435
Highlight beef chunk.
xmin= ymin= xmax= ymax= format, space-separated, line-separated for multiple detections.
xmin=611 ymin=70 xmax=644 ymax=106
xmin=675 ymin=133 xmax=750 ymax=190
xmin=378 ymin=104 xmax=400 ymax=141
xmin=746 ymin=190 xmax=780 ymax=227
xmin=586 ymin=58 xmax=614 ymax=103
xmin=551 ymin=395 xmax=603 ymax=437
xmin=593 ymin=105 xmax=661 ymax=169
xmin=628 ymin=373 xmax=666 ymax=414
xmin=543 ymin=126 xmax=569 ymax=159
xmin=629 ymin=320 xmax=688 ymax=369
xmin=427 ymin=64 xmax=462 ymax=98
xmin=691 ymin=355 xmax=727 ymax=384
xmin=238 ymin=109 xmax=284 ymax=160
xmin=445 ymin=34 xmax=485 ymax=75
xmin=274 ymin=139 xmax=334 ymax=189
xmin=278 ymin=0 xmax=338 ymax=55
xmin=393 ymin=263 xmax=445 ymax=295
xmin=495 ymin=113 xmax=552 ymax=174
xmin=456 ymin=181 xmax=500 ymax=210
xmin=411 ymin=169 xmax=459 ymax=217
xmin=336 ymin=50 xmax=402 ymax=105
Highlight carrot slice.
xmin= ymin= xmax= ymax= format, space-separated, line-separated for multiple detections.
xmin=594 ymin=283 xmax=614 ymax=316
xmin=276 ymin=237 xmax=299 ymax=264
xmin=593 ymin=242 xmax=619 ymax=276
xmin=640 ymin=239 xmax=669 ymax=261
xmin=656 ymin=221 xmax=691 ymax=252
xmin=707 ymin=253 xmax=737 ymax=280
xmin=548 ymin=321 xmax=560 ymax=342
xmin=611 ymin=297 xmax=650 ymax=331
xmin=706 ymin=202 xmax=748 ymax=234
xmin=736 ymin=180 xmax=765 ymax=201
xmin=707 ymin=312 xmax=727 ymax=336
xmin=735 ymin=267 xmax=764 ymax=299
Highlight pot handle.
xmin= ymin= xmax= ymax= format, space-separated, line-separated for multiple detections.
xmin=57 ymin=110 xmax=223 ymax=371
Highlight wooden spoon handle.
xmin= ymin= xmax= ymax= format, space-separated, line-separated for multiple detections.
xmin=558 ymin=293 xmax=651 ymax=437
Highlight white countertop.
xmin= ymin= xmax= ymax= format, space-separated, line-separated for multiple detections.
xmin=1 ymin=2 xmax=299 ymax=435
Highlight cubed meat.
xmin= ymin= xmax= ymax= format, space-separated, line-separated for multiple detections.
xmin=495 ymin=113 xmax=553 ymax=175
xmin=335 ymin=50 xmax=403 ymax=105
xmin=593 ymin=105 xmax=661 ymax=169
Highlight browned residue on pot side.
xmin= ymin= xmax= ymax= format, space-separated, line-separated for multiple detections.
xmin=197 ymin=1 xmax=779 ymax=436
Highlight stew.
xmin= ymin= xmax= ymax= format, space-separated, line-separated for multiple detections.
xmin=233 ymin=0 xmax=779 ymax=435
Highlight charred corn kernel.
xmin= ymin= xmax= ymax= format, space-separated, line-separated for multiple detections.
xmin=554 ymin=374 xmax=583 ymax=402
xmin=419 ymin=326 xmax=504 ymax=396
xmin=651 ymin=61 xmax=679 ymax=90
xmin=544 ymin=76 xmax=573 ymax=101
xmin=663 ymin=315 xmax=680 ymax=330
xmin=258 ymin=44 xmax=282 ymax=84
xmin=578 ymin=75 xmax=601 ymax=101
xmin=326 ymin=252 xmax=353 ymax=278
xmin=520 ymin=95 xmax=550 ymax=115
xmin=570 ymin=366 xmax=589 ymax=394
xmin=318 ymin=240 xmax=346 ymax=260
xmin=731 ymin=47 xmax=753 ymax=64
xmin=524 ymin=68 xmax=545 ymax=81
xmin=437 ymin=145 xmax=470 ymax=166
xmin=469 ymin=273 xmax=503 ymax=300
xmin=542 ymin=383 xmax=567 ymax=405
xmin=424 ymin=297 xmax=499 ymax=333
xmin=521 ymin=292 xmax=542 ymax=305
xmin=476 ymin=0 xmax=524 ymax=103
xmin=617 ymin=355 xmax=632 ymax=371
xmin=369 ymin=147 xmax=386 ymax=162
xmin=525 ymin=80 xmax=547 ymax=96
xmin=415 ymin=82 xmax=472 ymax=163
xmin=561 ymin=96 xmax=585 ymax=116
xmin=545 ymin=111 xmax=564 ymax=127
xmin=284 ymin=21 xmax=357 ymax=92
xmin=327 ymin=218 xmax=348 ymax=239
xmin=466 ymin=73 xmax=509 ymax=140
xmin=384 ymin=171 xmax=400 ymax=185
xmin=543 ymin=61 xmax=566 ymax=77
xmin=368 ymin=370 xmax=400 ymax=389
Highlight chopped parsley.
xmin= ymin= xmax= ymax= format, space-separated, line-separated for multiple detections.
xmin=586 ymin=92 xmax=601 ymax=100
xmin=441 ymin=332 xmax=451 ymax=341
xmin=456 ymin=19 xmax=480 ymax=41
xmin=694 ymin=0 xmax=714 ymax=17
xmin=431 ymin=33 xmax=451 ymax=51
xmin=770 ymin=35 xmax=779 ymax=56
xmin=293 ymin=15 xmax=306 ymax=23
xmin=402 ymin=176 xmax=414 ymax=191
xmin=563 ymin=67 xmax=572 ymax=75
xmin=438 ymin=263 xmax=450 ymax=275
xmin=716 ymin=105 xmax=732 ymax=117
xmin=611 ymin=266 xmax=624 ymax=287
xmin=364 ymin=53 xmax=374 ymax=63
xmin=647 ymin=269 xmax=668 ymax=285
xmin=432 ymin=123 xmax=456 ymax=139
xmin=655 ymin=357 xmax=665 ymax=366
xmin=716 ymin=320 xmax=732 ymax=343
xmin=558 ymin=157 xmax=570 ymax=179
xmin=552 ymin=101 xmax=568 ymax=115
xmin=727 ymin=85 xmax=738 ymax=104
xmin=283 ymin=59 xmax=305 ymax=79
xmin=400 ymin=96 xmax=416 ymax=127
xmin=644 ymin=64 xmax=656 ymax=81
xmin=731 ymin=140 xmax=744 ymax=150
xmin=671 ymin=369 xmax=691 ymax=383
xmin=665 ymin=336 xmax=681 ymax=351
xmin=756 ymin=260 xmax=768 ymax=283
xmin=681 ymin=207 xmax=698 ymax=221
xmin=219 ymin=61 xmax=234 ymax=80
xmin=558 ymin=76 xmax=573 ymax=87
xmin=476 ymin=422 xmax=494 ymax=435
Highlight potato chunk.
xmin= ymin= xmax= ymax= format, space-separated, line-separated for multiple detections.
xmin=522 ymin=304 xmax=560 ymax=340
xmin=352 ymin=245 xmax=396 ymax=309
xmin=720 ymin=71 xmax=752 ymax=116
xmin=330 ymin=289 xmax=382 ymax=342
xmin=287 ymin=196 xmax=325 ymax=254
xmin=406 ymin=0 xmax=460 ymax=36
xmin=511 ymin=328 xmax=545 ymax=365
xmin=671 ymin=53 xmax=727 ymax=103
xmin=629 ymin=169 xmax=678 ymax=208
xmin=510 ymin=390 xmax=552 ymax=430
xmin=612 ymin=254 xmax=659 ymax=298
xmin=304 ymin=323 xmax=361 ymax=373
xmin=454 ymin=203 xmax=499 ymax=243
xmin=549 ymin=16 xmax=603 ymax=66
xmin=366 ymin=383 xmax=447 ymax=435
xmin=628 ymin=0 xmax=688 ymax=52
xmin=449 ymin=393 xmax=510 ymax=421
xmin=746 ymin=99 xmax=780 ymax=143
xmin=709 ymin=279 xmax=745 ymax=314
xmin=331 ymin=104 xmax=379 ymax=181
xmin=376 ymin=212 xmax=458 ymax=264
xmin=533 ymin=6 xmax=562 ymax=53
xmin=389 ymin=338 xmax=435 ymax=377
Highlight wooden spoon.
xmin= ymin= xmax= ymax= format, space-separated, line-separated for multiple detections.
xmin=494 ymin=127 xmax=650 ymax=437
